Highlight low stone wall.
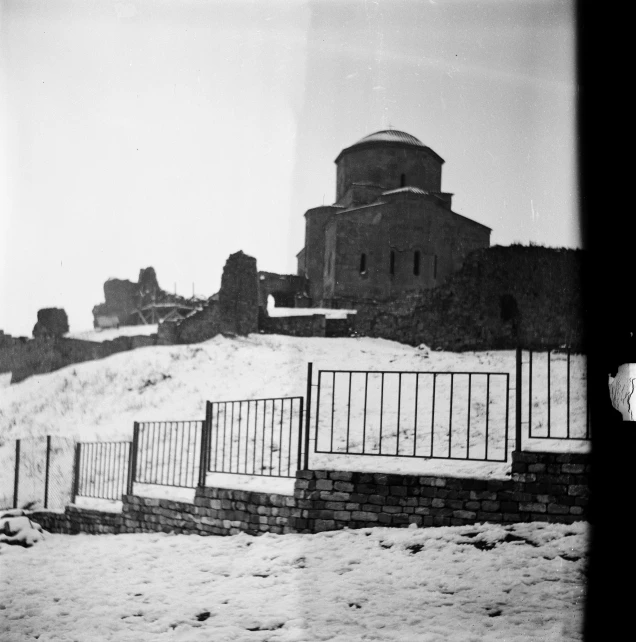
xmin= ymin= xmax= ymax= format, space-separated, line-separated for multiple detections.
xmin=30 ymin=451 xmax=589 ymax=537
xmin=0 ymin=334 xmax=159 ymax=384
xmin=259 ymin=313 xmax=326 ymax=337
xmin=291 ymin=451 xmax=589 ymax=533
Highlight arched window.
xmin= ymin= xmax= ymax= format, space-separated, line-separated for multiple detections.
xmin=400 ymin=173 xmax=406 ymax=187
xmin=413 ymin=251 xmax=421 ymax=276
xmin=359 ymin=253 xmax=367 ymax=274
xmin=390 ymin=251 xmax=395 ymax=276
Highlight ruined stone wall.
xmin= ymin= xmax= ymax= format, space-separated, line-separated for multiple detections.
xmin=259 ymin=313 xmax=326 ymax=337
xmin=161 ymin=251 xmax=259 ymax=344
xmin=354 ymin=245 xmax=585 ymax=351
xmin=0 ymin=334 xmax=158 ymax=384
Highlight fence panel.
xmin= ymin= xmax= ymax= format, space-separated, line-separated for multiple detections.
xmin=207 ymin=397 xmax=304 ymax=477
xmin=314 ymin=370 xmax=510 ymax=463
xmin=76 ymin=441 xmax=131 ymax=501
xmin=134 ymin=420 xmax=202 ymax=488
xmin=521 ymin=349 xmax=590 ymax=441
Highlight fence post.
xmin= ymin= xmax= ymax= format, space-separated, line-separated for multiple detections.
xmin=515 ymin=346 xmax=522 ymax=452
xmin=198 ymin=403 xmax=211 ymax=487
xmin=44 ymin=435 xmax=52 ymax=509
xmin=127 ymin=423 xmax=140 ymax=496
xmin=303 ymin=362 xmax=313 ymax=470
xmin=71 ymin=442 xmax=82 ymax=504
xmin=13 ymin=439 xmax=20 ymax=509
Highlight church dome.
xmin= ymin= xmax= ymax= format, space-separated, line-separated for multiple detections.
xmin=352 ymin=130 xmax=425 ymax=147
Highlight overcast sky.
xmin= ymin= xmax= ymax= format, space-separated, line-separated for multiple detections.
xmin=0 ymin=0 xmax=577 ymax=336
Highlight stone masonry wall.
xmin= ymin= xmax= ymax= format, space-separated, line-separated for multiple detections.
xmin=354 ymin=245 xmax=585 ymax=351
xmin=291 ymin=451 xmax=589 ymax=533
xmin=32 ymin=451 xmax=588 ymax=537
xmin=0 ymin=333 xmax=158 ymax=384
xmin=259 ymin=313 xmax=326 ymax=337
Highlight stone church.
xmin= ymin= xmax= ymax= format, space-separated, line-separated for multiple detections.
xmin=294 ymin=129 xmax=491 ymax=308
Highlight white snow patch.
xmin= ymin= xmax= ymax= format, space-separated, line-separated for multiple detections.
xmin=64 ymin=324 xmax=159 ymax=343
xmin=0 ymin=521 xmax=588 ymax=641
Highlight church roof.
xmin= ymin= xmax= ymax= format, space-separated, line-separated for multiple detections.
xmin=335 ymin=129 xmax=444 ymax=164
xmin=354 ymin=130 xmax=425 ymax=147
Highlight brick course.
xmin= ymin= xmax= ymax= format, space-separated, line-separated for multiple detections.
xmin=32 ymin=451 xmax=589 ymax=537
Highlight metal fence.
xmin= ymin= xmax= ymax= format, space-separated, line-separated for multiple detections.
xmin=204 ymin=397 xmax=304 ymax=478
xmin=311 ymin=368 xmax=511 ymax=463
xmin=73 ymin=440 xmax=131 ymax=501
xmin=516 ymin=348 xmax=590 ymax=443
xmin=4 ymin=436 xmax=76 ymax=510
xmin=133 ymin=420 xmax=203 ymax=488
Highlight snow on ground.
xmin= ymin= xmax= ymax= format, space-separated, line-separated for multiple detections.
xmin=64 ymin=324 xmax=159 ymax=343
xmin=266 ymin=306 xmax=356 ymax=319
xmin=0 ymin=334 xmax=589 ymax=507
xmin=0 ymin=521 xmax=587 ymax=642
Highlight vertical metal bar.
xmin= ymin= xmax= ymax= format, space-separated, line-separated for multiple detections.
xmin=245 ymin=401 xmax=251 ymax=474
xmin=269 ymin=399 xmax=276 ymax=475
xmin=286 ymin=399 xmax=293 ymax=476
xmin=467 ymin=374 xmax=472 ymax=460
xmin=379 ymin=372 xmax=385 ymax=454
xmin=71 ymin=442 xmax=81 ymax=504
xmin=128 ymin=422 xmax=140 ymax=496
xmin=485 ymin=374 xmax=491 ymax=460
xmin=44 ymin=435 xmax=51 ymax=509
xmin=362 ymin=372 xmax=369 ymax=454
xmin=303 ymin=363 xmax=313 ymax=471
xmin=396 ymin=373 xmax=402 ymax=456
xmin=253 ymin=401 xmax=259 ymax=474
xmin=223 ymin=402 xmax=228 ymax=473
xmin=413 ymin=373 xmax=419 ymax=457
xmin=229 ymin=402 xmax=235 ymax=474
xmin=214 ymin=402 xmax=220 ymax=471
xmin=297 ymin=397 xmax=304 ymax=473
xmin=260 ymin=400 xmax=267 ymax=475
xmin=528 ymin=350 xmax=533 ymax=437
xmin=567 ymin=350 xmax=571 ymax=438
xmin=197 ymin=406 xmax=208 ymax=487
xmin=278 ymin=399 xmax=284 ymax=476
xmin=430 ymin=374 xmax=437 ymax=457
xmin=448 ymin=374 xmax=454 ymax=458
xmin=504 ymin=374 xmax=510 ymax=462
xmin=13 ymin=439 xmax=21 ymax=509
xmin=98 ymin=441 xmax=105 ymax=498
xmin=547 ymin=350 xmax=552 ymax=437
xmin=184 ymin=422 xmax=192 ymax=487
xmin=330 ymin=373 xmax=336 ymax=453
xmin=345 ymin=372 xmax=352 ymax=453
xmin=313 ymin=369 xmax=322 ymax=460
xmin=515 ymin=347 xmax=522 ymax=453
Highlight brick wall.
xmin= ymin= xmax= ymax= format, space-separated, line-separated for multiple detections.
xmin=291 ymin=452 xmax=589 ymax=533
xmin=31 ymin=451 xmax=589 ymax=538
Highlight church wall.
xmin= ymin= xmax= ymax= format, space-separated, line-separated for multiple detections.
xmin=336 ymin=145 xmax=442 ymax=202
xmin=303 ymin=206 xmax=337 ymax=304
xmin=321 ymin=197 xmax=489 ymax=306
